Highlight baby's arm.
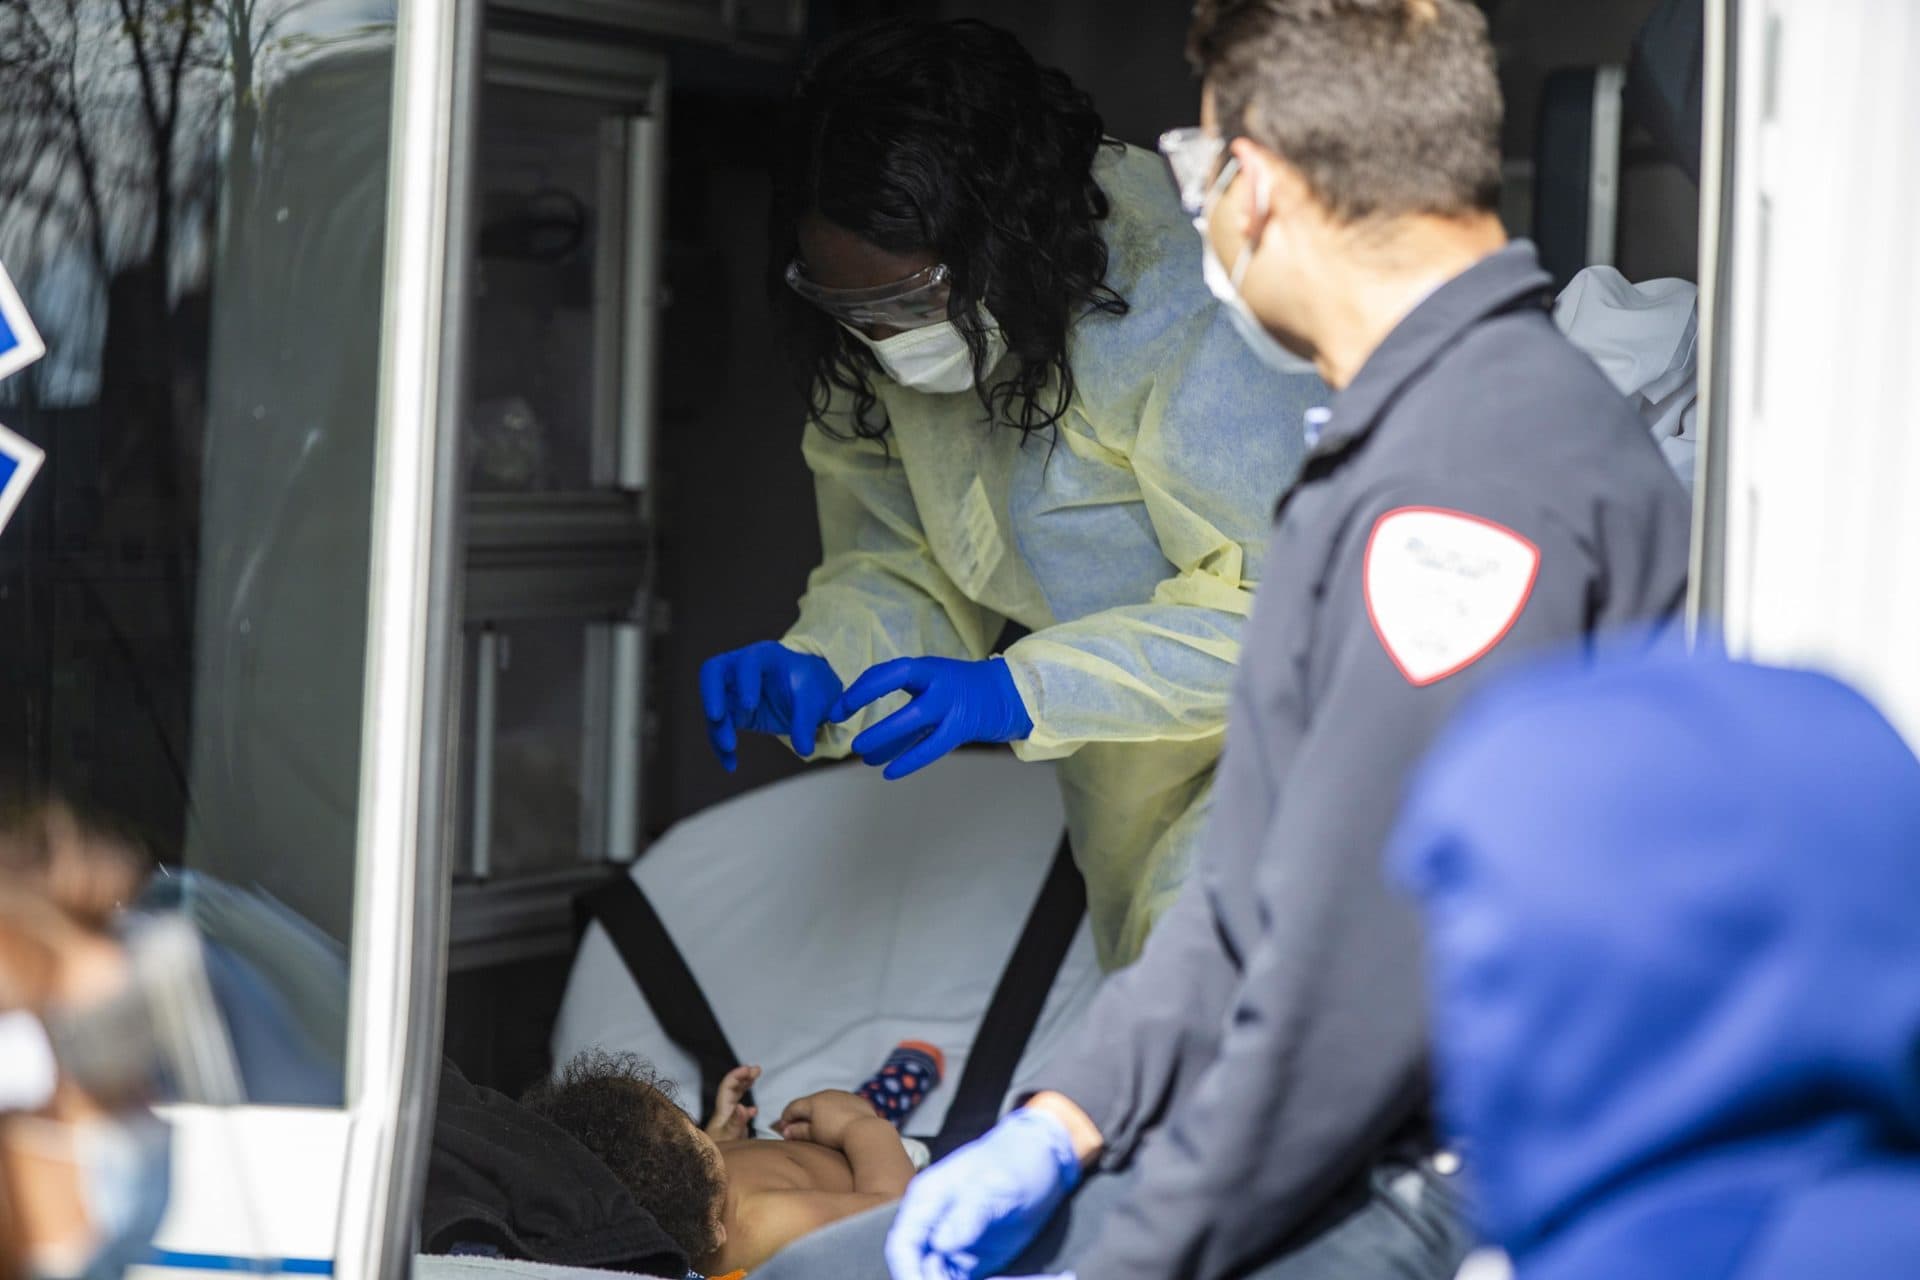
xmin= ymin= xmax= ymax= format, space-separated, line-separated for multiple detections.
xmin=776 ymin=1090 xmax=915 ymax=1195
xmin=836 ymin=1116 xmax=917 ymax=1196
xmin=706 ymin=1065 xmax=761 ymax=1140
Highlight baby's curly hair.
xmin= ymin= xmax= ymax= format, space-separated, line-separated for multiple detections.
xmin=521 ymin=1050 xmax=727 ymax=1264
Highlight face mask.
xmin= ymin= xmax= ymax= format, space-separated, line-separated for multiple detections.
xmin=844 ymin=311 xmax=1008 ymax=395
xmin=1196 ymin=193 xmax=1318 ymax=377
xmin=17 ymin=1115 xmax=174 ymax=1280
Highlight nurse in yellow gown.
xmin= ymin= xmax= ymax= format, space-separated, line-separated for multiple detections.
xmin=700 ymin=19 xmax=1319 ymax=968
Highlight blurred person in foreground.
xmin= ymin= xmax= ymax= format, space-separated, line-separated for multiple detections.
xmin=1392 ymin=646 xmax=1920 ymax=1280
xmin=0 ymin=805 xmax=147 ymax=934
xmin=0 ymin=807 xmax=167 ymax=1280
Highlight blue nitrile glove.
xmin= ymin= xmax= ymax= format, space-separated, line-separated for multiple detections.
xmin=885 ymin=1108 xmax=1081 ymax=1280
xmin=699 ymin=642 xmax=844 ymax=771
xmin=834 ymin=656 xmax=1035 ymax=781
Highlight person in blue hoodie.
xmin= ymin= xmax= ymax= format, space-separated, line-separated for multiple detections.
xmin=1390 ymin=646 xmax=1920 ymax=1280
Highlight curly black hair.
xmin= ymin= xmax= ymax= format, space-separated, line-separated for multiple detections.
xmin=771 ymin=18 xmax=1130 ymax=444
xmin=521 ymin=1051 xmax=727 ymax=1264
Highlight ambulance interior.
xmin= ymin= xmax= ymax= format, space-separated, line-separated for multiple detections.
xmin=213 ymin=0 xmax=1714 ymax=1103
xmin=2 ymin=0 xmax=1915 ymax=1275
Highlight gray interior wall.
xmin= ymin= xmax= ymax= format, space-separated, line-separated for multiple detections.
xmin=928 ymin=0 xmax=1200 ymax=147
xmin=1488 ymin=0 xmax=1666 ymax=157
xmin=1488 ymin=0 xmax=1700 ymax=280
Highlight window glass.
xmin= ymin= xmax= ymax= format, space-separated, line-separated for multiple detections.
xmin=0 ymin=0 xmax=403 ymax=1089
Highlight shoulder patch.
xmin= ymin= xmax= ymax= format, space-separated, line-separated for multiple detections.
xmin=1364 ymin=507 xmax=1540 ymax=686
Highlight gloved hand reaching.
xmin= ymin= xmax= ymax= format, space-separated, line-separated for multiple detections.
xmin=699 ymin=642 xmax=844 ymax=770
xmin=835 ymin=656 xmax=1035 ymax=781
xmin=884 ymin=1107 xmax=1081 ymax=1280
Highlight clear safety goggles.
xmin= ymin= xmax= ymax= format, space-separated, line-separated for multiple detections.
xmin=1158 ymin=126 xmax=1238 ymax=218
xmin=784 ymin=260 xmax=954 ymax=331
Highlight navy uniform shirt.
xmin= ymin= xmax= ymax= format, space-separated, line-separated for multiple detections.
xmin=1038 ymin=242 xmax=1693 ymax=1280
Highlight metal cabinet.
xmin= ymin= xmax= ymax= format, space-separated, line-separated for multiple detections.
xmin=492 ymin=0 xmax=807 ymax=51
xmin=449 ymin=32 xmax=668 ymax=968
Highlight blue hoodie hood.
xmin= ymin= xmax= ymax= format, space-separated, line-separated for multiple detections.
xmin=1391 ymin=650 xmax=1920 ymax=1280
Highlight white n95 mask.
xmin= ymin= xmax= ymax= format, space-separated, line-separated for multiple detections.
xmin=845 ymin=312 xmax=1008 ymax=395
xmin=1196 ymin=195 xmax=1317 ymax=377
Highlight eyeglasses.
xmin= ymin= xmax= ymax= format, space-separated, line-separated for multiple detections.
xmin=784 ymin=260 xmax=955 ymax=330
xmin=1158 ymin=126 xmax=1235 ymax=217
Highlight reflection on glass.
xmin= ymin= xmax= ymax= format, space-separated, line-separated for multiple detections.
xmin=456 ymin=620 xmax=606 ymax=881
xmin=469 ymin=85 xmax=622 ymax=494
xmin=0 ymin=0 xmax=402 ymax=1089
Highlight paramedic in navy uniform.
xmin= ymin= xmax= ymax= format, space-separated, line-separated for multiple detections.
xmin=752 ymin=3 xmax=1695 ymax=1280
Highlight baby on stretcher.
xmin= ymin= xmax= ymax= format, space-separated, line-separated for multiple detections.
xmin=524 ymin=1042 xmax=943 ymax=1275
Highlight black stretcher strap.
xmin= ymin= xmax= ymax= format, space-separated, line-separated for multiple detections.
xmin=928 ymin=834 xmax=1085 ymax=1157
xmin=578 ymin=831 xmax=1084 ymax=1154
xmin=577 ymin=877 xmax=753 ymax=1123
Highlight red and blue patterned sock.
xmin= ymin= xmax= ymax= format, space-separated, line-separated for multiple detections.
xmin=856 ymin=1040 xmax=945 ymax=1129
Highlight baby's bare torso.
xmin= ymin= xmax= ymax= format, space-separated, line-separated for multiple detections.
xmin=718 ymin=1135 xmax=855 ymax=1194
xmin=705 ymin=1138 xmax=861 ymax=1274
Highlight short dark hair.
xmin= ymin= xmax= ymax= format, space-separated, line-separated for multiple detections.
xmin=1188 ymin=0 xmax=1503 ymax=223
xmin=521 ymin=1051 xmax=726 ymax=1263
xmin=773 ymin=18 xmax=1128 ymax=444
